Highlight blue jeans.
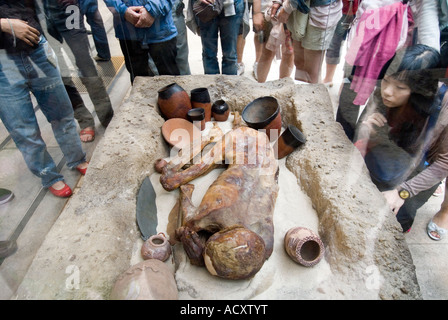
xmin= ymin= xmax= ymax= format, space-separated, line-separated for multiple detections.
xmin=0 ymin=37 xmax=86 ymax=188
xmin=198 ymin=0 xmax=244 ymax=75
xmin=325 ymin=14 xmax=354 ymax=65
xmin=82 ymin=0 xmax=111 ymax=60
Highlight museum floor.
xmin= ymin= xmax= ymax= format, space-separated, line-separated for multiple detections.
xmin=0 ymin=2 xmax=447 ymax=300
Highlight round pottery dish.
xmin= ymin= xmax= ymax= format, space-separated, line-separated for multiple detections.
xmin=157 ymin=83 xmax=191 ymax=120
xmin=161 ymin=118 xmax=201 ymax=149
xmin=273 ymin=125 xmax=306 ymax=159
xmin=242 ymin=96 xmax=281 ymax=140
xmin=212 ymin=99 xmax=230 ymax=121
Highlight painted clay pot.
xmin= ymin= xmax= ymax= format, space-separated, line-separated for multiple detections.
xmin=110 ymin=259 xmax=178 ymax=300
xmin=284 ymin=227 xmax=325 ymax=267
xmin=141 ymin=233 xmax=172 ymax=262
xmin=187 ymin=107 xmax=206 ymax=131
xmin=212 ymin=99 xmax=230 ymax=121
xmin=242 ymin=96 xmax=282 ymax=140
xmin=273 ymin=125 xmax=307 ymax=159
xmin=157 ymin=83 xmax=191 ymax=120
xmin=190 ymin=87 xmax=212 ymax=122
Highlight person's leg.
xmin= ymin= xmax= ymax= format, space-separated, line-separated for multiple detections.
xmin=219 ymin=0 xmax=244 ymax=75
xmin=119 ymin=39 xmax=155 ymax=84
xmin=148 ymin=38 xmax=181 ymax=76
xmin=198 ymin=18 xmax=220 ymax=74
xmin=84 ymin=2 xmax=111 ymax=60
xmin=60 ymin=26 xmax=114 ymax=127
xmin=429 ymin=182 xmax=448 ymax=239
xmin=302 ymin=48 xmax=324 ymax=84
xmin=0 ymin=47 xmax=64 ymax=188
xmin=172 ymin=1 xmax=191 ymax=75
xmin=293 ymin=40 xmax=311 ymax=82
xmin=256 ymin=45 xmax=275 ymax=83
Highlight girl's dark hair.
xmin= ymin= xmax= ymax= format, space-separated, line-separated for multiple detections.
xmin=387 ymin=44 xmax=441 ymax=116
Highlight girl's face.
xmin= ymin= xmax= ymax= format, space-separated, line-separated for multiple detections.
xmin=380 ymin=75 xmax=412 ymax=108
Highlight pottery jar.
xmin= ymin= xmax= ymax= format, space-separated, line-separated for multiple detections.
xmin=187 ymin=108 xmax=206 ymax=131
xmin=212 ymin=99 xmax=230 ymax=121
xmin=284 ymin=227 xmax=325 ymax=267
xmin=242 ymin=96 xmax=282 ymax=140
xmin=273 ymin=125 xmax=307 ymax=159
xmin=190 ymin=87 xmax=212 ymax=122
xmin=157 ymin=83 xmax=192 ymax=120
xmin=141 ymin=233 xmax=172 ymax=262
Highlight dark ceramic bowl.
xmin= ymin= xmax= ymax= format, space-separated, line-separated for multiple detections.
xmin=157 ymin=83 xmax=191 ymax=120
xmin=242 ymin=96 xmax=281 ymax=139
xmin=187 ymin=108 xmax=206 ymax=130
xmin=273 ymin=125 xmax=306 ymax=159
xmin=211 ymin=99 xmax=230 ymax=121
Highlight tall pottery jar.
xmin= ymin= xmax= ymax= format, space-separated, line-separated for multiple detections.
xmin=284 ymin=227 xmax=325 ymax=267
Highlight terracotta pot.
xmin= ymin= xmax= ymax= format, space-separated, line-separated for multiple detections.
xmin=187 ymin=108 xmax=206 ymax=131
xmin=190 ymin=87 xmax=212 ymax=122
xmin=212 ymin=99 xmax=230 ymax=121
xmin=242 ymin=96 xmax=281 ymax=140
xmin=157 ymin=83 xmax=191 ymax=120
xmin=284 ymin=227 xmax=325 ymax=267
xmin=141 ymin=233 xmax=172 ymax=262
xmin=161 ymin=118 xmax=201 ymax=149
xmin=273 ymin=125 xmax=307 ymax=159
xmin=110 ymin=259 xmax=178 ymax=300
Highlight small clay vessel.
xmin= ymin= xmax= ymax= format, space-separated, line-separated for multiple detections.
xmin=110 ymin=259 xmax=178 ymax=300
xmin=273 ymin=125 xmax=307 ymax=159
xmin=284 ymin=227 xmax=325 ymax=267
xmin=212 ymin=99 xmax=230 ymax=121
xmin=187 ymin=108 xmax=206 ymax=131
xmin=242 ymin=96 xmax=281 ymax=140
xmin=190 ymin=87 xmax=212 ymax=122
xmin=141 ymin=233 xmax=172 ymax=262
xmin=158 ymin=83 xmax=191 ymax=120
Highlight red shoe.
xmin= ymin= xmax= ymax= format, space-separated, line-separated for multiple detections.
xmin=76 ymin=162 xmax=89 ymax=176
xmin=48 ymin=182 xmax=72 ymax=198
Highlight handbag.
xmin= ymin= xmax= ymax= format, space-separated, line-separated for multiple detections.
xmin=193 ymin=0 xmax=224 ymax=23
xmin=286 ymin=0 xmax=310 ymax=41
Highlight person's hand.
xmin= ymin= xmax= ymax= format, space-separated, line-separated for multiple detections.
xmin=124 ymin=6 xmax=142 ymax=25
xmin=270 ymin=3 xmax=281 ymax=19
xmin=134 ymin=7 xmax=155 ymax=28
xmin=382 ymin=189 xmax=405 ymax=215
xmin=275 ymin=7 xmax=290 ymax=23
xmin=362 ymin=112 xmax=387 ymax=134
xmin=0 ymin=19 xmax=40 ymax=46
xmin=253 ymin=12 xmax=264 ymax=32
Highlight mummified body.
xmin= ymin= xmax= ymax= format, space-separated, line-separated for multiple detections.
xmin=158 ymin=116 xmax=279 ymax=280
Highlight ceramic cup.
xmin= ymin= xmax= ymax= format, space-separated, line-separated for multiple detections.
xmin=190 ymin=87 xmax=212 ymax=122
xmin=141 ymin=233 xmax=172 ymax=262
xmin=187 ymin=108 xmax=206 ymax=131
xmin=284 ymin=227 xmax=325 ymax=267
xmin=212 ymin=99 xmax=230 ymax=121
xmin=242 ymin=96 xmax=281 ymax=140
xmin=273 ymin=125 xmax=307 ymax=159
xmin=157 ymin=83 xmax=192 ymax=120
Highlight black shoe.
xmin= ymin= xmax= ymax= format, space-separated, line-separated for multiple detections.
xmin=0 ymin=188 xmax=13 ymax=205
xmin=0 ymin=240 xmax=17 ymax=259
xmin=94 ymin=55 xmax=110 ymax=62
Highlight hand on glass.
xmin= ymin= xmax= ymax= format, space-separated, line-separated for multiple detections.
xmin=382 ymin=189 xmax=405 ymax=215
xmin=1 ymin=19 xmax=40 ymax=46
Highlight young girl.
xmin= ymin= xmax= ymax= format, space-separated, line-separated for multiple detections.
xmin=355 ymin=44 xmax=447 ymax=235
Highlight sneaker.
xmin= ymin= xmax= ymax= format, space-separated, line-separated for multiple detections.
xmin=94 ymin=55 xmax=110 ymax=62
xmin=0 ymin=188 xmax=14 ymax=205
xmin=433 ymin=179 xmax=445 ymax=197
xmin=253 ymin=62 xmax=258 ymax=81
xmin=0 ymin=240 xmax=17 ymax=259
xmin=237 ymin=62 xmax=245 ymax=76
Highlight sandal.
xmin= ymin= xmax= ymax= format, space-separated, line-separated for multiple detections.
xmin=427 ymin=219 xmax=447 ymax=241
xmin=80 ymin=128 xmax=95 ymax=143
